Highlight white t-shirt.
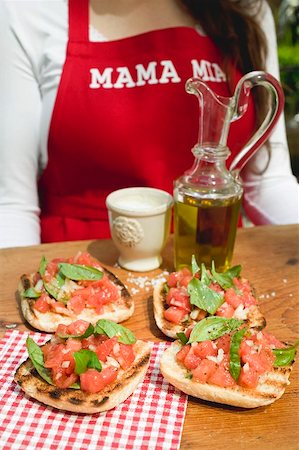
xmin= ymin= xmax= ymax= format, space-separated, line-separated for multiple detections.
xmin=0 ymin=0 xmax=298 ymax=249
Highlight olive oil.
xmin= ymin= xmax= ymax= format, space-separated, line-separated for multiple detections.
xmin=174 ymin=195 xmax=241 ymax=272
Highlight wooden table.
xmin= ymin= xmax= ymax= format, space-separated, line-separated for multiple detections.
xmin=0 ymin=224 xmax=298 ymax=449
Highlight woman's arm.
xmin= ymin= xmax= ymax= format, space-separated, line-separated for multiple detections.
xmin=241 ymin=0 xmax=298 ymax=225
xmin=0 ymin=2 xmax=42 ymax=248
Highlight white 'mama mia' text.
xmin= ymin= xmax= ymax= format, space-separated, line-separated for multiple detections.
xmin=89 ymin=59 xmax=226 ymax=89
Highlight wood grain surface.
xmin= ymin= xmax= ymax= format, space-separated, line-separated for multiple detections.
xmin=0 ymin=224 xmax=298 ymax=450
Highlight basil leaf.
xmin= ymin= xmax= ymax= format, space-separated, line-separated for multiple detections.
xmin=191 ymin=254 xmax=200 ymax=276
xmin=273 ymin=340 xmax=299 ymax=367
xmin=200 ymin=263 xmax=211 ymax=286
xmin=44 ymin=280 xmax=60 ymax=300
xmin=187 ymin=277 xmax=224 ymax=315
xmin=95 ymin=319 xmax=136 ymax=344
xmin=58 ymin=263 xmax=103 ymax=281
xmin=39 ymin=256 xmax=48 ymax=277
xmin=26 ymin=337 xmax=54 ymax=385
xmin=22 ymin=287 xmax=41 ymax=299
xmin=188 ymin=317 xmax=243 ymax=343
xmin=56 ymin=271 xmax=66 ymax=287
xmin=26 ymin=337 xmax=81 ymax=390
xmin=229 ymin=327 xmax=247 ymax=381
xmin=56 ymin=323 xmax=95 ymax=340
xmin=211 ymin=261 xmax=242 ymax=290
xmin=73 ymin=349 xmax=102 ymax=375
xmin=176 ymin=332 xmax=188 ymax=345
xmin=164 ymin=283 xmax=170 ymax=293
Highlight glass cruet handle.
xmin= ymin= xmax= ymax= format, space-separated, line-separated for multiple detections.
xmin=229 ymin=71 xmax=284 ymax=172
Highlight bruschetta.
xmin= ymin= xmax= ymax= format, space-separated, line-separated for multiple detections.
xmin=14 ymin=319 xmax=151 ymax=413
xmin=19 ymin=252 xmax=134 ymax=332
xmin=153 ymin=258 xmax=265 ymax=339
xmin=160 ymin=317 xmax=297 ymax=408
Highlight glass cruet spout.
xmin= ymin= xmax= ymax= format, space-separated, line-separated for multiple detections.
xmin=173 ymin=71 xmax=284 ymax=272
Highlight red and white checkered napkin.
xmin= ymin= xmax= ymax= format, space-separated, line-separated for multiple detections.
xmin=0 ymin=330 xmax=187 ymax=450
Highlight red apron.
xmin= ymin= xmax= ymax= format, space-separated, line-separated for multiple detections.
xmin=39 ymin=0 xmax=255 ymax=243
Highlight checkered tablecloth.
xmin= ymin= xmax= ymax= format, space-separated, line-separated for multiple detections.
xmin=0 ymin=330 xmax=187 ymax=450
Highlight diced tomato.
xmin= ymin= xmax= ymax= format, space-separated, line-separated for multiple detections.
xmin=192 ymin=359 xmax=217 ymax=383
xmin=95 ymin=337 xmax=118 ymax=362
xmin=179 ymin=274 xmax=193 ymax=287
xmin=166 ymin=288 xmax=191 ymax=312
xmin=43 ymin=343 xmax=65 ymax=369
xmin=224 ymin=288 xmax=243 ymax=309
xmin=82 ymin=276 xmax=119 ymax=301
xmin=176 ymin=345 xmax=191 ymax=363
xmin=164 ymin=306 xmax=187 ymax=324
xmin=238 ymin=365 xmax=260 ymax=388
xmin=100 ymin=366 xmax=118 ymax=386
xmin=80 ymin=367 xmax=118 ymax=393
xmin=84 ymin=293 xmax=103 ymax=314
xmin=65 ymin=338 xmax=82 ymax=352
xmin=233 ymin=277 xmax=252 ymax=294
xmin=183 ymin=347 xmax=201 ymax=370
xmin=240 ymin=345 xmax=275 ymax=374
xmin=113 ymin=343 xmax=135 ymax=370
xmin=34 ymin=293 xmax=51 ymax=313
xmin=73 ymin=251 xmax=99 ymax=267
xmin=52 ymin=370 xmax=78 ymax=389
xmin=43 ymin=260 xmax=61 ymax=282
xmin=63 ymin=320 xmax=91 ymax=337
xmin=167 ymin=272 xmax=181 ymax=288
xmin=254 ymin=331 xmax=285 ymax=349
xmin=75 ymin=287 xmax=93 ymax=299
xmin=215 ymin=301 xmax=235 ymax=318
xmin=216 ymin=334 xmax=231 ymax=353
xmin=50 ymin=300 xmax=73 ymax=316
xmin=167 ymin=268 xmax=192 ymax=288
xmin=193 ymin=340 xmax=217 ymax=359
xmin=81 ymin=333 xmax=107 ymax=350
xmin=242 ymin=292 xmax=257 ymax=307
xmin=67 ymin=295 xmax=86 ymax=314
xmin=56 ymin=324 xmax=69 ymax=336
xmin=208 ymin=356 xmax=236 ymax=387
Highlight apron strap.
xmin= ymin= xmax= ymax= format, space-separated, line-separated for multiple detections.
xmin=68 ymin=0 xmax=89 ymax=42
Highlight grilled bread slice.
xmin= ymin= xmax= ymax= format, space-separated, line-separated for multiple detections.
xmin=19 ymin=253 xmax=134 ymax=333
xmin=160 ymin=340 xmax=294 ymax=409
xmin=14 ymin=331 xmax=151 ymax=414
xmin=14 ymin=319 xmax=151 ymax=414
xmin=153 ymin=281 xmax=265 ymax=339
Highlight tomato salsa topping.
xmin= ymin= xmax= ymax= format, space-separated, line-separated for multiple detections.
xmin=26 ymin=319 xmax=137 ymax=393
xmin=22 ymin=252 xmax=122 ymax=316
xmin=175 ymin=317 xmax=297 ymax=389
xmin=163 ymin=257 xmax=257 ymax=325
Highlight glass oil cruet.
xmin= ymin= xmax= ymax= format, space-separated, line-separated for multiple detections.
xmin=174 ymin=71 xmax=284 ymax=271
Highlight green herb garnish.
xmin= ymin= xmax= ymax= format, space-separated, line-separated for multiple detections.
xmin=39 ymin=256 xmax=48 ymax=277
xmin=229 ymin=327 xmax=247 ymax=381
xmin=22 ymin=287 xmax=41 ymax=299
xmin=58 ymin=263 xmax=103 ymax=281
xmin=176 ymin=332 xmax=188 ymax=345
xmin=26 ymin=337 xmax=54 ymax=385
xmin=273 ymin=340 xmax=299 ymax=367
xmin=191 ymin=254 xmax=200 ymax=276
xmin=187 ymin=277 xmax=224 ymax=315
xmin=95 ymin=319 xmax=136 ymax=344
xmin=211 ymin=261 xmax=242 ymax=290
xmin=73 ymin=349 xmax=102 ymax=375
xmin=188 ymin=316 xmax=243 ymax=343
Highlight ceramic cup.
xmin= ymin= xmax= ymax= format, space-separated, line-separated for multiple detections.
xmin=106 ymin=187 xmax=173 ymax=271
